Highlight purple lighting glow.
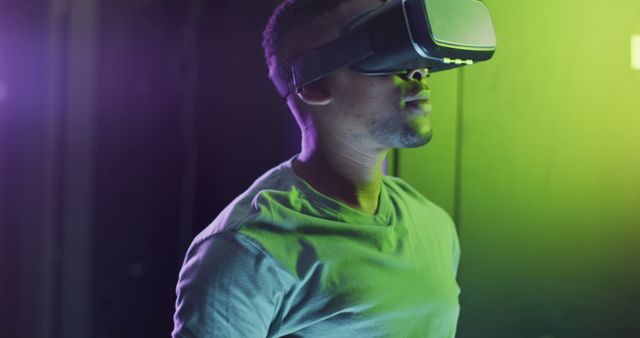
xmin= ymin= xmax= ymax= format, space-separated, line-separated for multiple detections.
xmin=0 ymin=82 xmax=7 ymax=103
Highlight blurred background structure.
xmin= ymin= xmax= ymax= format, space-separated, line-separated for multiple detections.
xmin=1 ymin=0 xmax=639 ymax=337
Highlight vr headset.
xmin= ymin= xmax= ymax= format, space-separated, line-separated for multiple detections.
xmin=270 ymin=0 xmax=497 ymax=98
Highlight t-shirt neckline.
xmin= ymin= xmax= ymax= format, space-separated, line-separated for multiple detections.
xmin=278 ymin=154 xmax=393 ymax=227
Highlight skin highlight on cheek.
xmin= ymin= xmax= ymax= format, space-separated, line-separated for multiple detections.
xmin=391 ymin=75 xmax=411 ymax=96
xmin=408 ymin=114 xmax=431 ymax=137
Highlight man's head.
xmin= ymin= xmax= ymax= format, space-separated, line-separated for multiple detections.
xmin=263 ymin=0 xmax=432 ymax=152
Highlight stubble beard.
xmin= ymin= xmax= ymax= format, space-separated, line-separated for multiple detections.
xmin=368 ymin=113 xmax=433 ymax=149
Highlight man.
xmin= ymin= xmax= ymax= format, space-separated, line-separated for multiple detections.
xmin=172 ymin=0 xmax=461 ymax=336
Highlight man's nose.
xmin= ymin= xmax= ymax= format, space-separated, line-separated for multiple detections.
xmin=403 ymin=68 xmax=428 ymax=81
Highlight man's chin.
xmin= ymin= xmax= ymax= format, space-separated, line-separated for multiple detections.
xmin=369 ymin=115 xmax=433 ymax=149
xmin=399 ymin=129 xmax=432 ymax=148
xmin=398 ymin=117 xmax=432 ymax=148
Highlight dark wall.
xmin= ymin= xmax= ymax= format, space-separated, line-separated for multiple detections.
xmin=92 ymin=0 xmax=295 ymax=337
xmin=1 ymin=0 xmax=296 ymax=337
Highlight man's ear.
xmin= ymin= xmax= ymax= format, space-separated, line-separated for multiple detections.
xmin=296 ymin=78 xmax=332 ymax=106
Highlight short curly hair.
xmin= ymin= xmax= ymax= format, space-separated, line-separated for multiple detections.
xmin=262 ymin=0 xmax=350 ymax=77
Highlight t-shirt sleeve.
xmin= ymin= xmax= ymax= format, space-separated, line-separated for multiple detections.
xmin=441 ymin=207 xmax=461 ymax=279
xmin=452 ymin=225 xmax=461 ymax=278
xmin=172 ymin=231 xmax=290 ymax=338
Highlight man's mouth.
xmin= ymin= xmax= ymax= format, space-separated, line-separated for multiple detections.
xmin=404 ymin=90 xmax=430 ymax=104
xmin=403 ymin=89 xmax=431 ymax=113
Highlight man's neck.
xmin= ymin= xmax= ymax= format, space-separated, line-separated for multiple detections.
xmin=292 ymin=140 xmax=389 ymax=215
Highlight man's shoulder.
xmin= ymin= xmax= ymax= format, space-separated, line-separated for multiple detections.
xmin=382 ymin=175 xmax=427 ymax=202
xmin=193 ymin=158 xmax=297 ymax=243
xmin=382 ymin=175 xmax=453 ymax=221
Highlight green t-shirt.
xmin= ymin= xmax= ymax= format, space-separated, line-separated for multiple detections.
xmin=173 ymin=155 xmax=461 ymax=338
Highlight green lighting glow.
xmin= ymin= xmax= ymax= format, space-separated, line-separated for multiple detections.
xmin=399 ymin=0 xmax=640 ymax=337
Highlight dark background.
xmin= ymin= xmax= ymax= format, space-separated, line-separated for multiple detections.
xmin=4 ymin=1 xmax=640 ymax=338
xmin=0 ymin=0 xmax=297 ymax=337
